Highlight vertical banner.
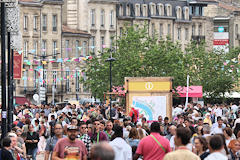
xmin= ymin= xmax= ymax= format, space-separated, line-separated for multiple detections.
xmin=13 ymin=51 xmax=22 ymax=79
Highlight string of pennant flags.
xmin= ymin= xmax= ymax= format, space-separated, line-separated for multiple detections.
xmin=23 ymin=56 xmax=93 ymax=65
xmin=17 ymin=44 xmax=107 ymax=55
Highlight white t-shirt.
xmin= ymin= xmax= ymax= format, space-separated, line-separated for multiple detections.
xmin=231 ymin=105 xmax=238 ymax=113
xmin=205 ymin=152 xmax=228 ymax=160
xmin=211 ymin=127 xmax=223 ymax=135
xmin=170 ymin=135 xmax=175 ymax=150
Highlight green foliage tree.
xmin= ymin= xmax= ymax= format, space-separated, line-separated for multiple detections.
xmin=82 ymin=24 xmax=240 ymax=101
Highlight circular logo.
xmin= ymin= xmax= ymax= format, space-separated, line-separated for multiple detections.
xmin=145 ymin=82 xmax=154 ymax=90
xmin=218 ymin=26 xmax=224 ymax=32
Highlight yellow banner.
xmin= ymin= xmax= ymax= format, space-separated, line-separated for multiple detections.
xmin=128 ymin=81 xmax=171 ymax=91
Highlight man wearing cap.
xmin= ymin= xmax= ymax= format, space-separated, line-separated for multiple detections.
xmin=52 ymin=125 xmax=87 ymax=160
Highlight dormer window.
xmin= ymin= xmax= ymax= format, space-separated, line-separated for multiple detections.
xmin=150 ymin=3 xmax=156 ymax=16
xmin=142 ymin=4 xmax=148 ymax=17
xmin=135 ymin=3 xmax=140 ymax=17
xmin=119 ymin=4 xmax=123 ymax=16
xmin=176 ymin=6 xmax=182 ymax=19
xmin=157 ymin=3 xmax=164 ymax=16
xmin=183 ymin=7 xmax=189 ymax=20
xmin=165 ymin=4 xmax=172 ymax=16
xmin=126 ymin=4 xmax=131 ymax=16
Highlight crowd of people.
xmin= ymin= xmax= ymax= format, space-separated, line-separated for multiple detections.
xmin=1 ymin=102 xmax=240 ymax=160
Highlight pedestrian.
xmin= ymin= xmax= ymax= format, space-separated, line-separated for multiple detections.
xmin=227 ymin=139 xmax=240 ymax=160
xmin=52 ymin=125 xmax=87 ymax=160
xmin=44 ymin=123 xmax=64 ymax=160
xmin=25 ymin=124 xmax=39 ymax=160
xmin=194 ymin=137 xmax=210 ymax=160
xmin=109 ymin=125 xmax=132 ymax=160
xmin=134 ymin=122 xmax=171 ymax=160
xmin=205 ymin=135 xmax=228 ymax=160
xmin=1 ymin=137 xmax=15 ymax=160
xmin=163 ymin=127 xmax=200 ymax=160
xmin=79 ymin=122 xmax=92 ymax=158
xmin=88 ymin=119 xmax=108 ymax=143
xmin=90 ymin=142 xmax=115 ymax=160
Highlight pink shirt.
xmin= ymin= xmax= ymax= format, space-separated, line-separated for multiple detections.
xmin=136 ymin=132 xmax=171 ymax=160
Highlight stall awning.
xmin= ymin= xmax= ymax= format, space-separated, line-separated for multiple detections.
xmin=15 ymin=97 xmax=31 ymax=105
xmin=175 ymin=86 xmax=203 ymax=98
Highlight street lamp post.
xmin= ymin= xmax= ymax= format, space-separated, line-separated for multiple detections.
xmin=106 ymin=50 xmax=115 ymax=120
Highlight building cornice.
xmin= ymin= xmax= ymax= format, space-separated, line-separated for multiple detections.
xmin=88 ymin=0 xmax=118 ymax=4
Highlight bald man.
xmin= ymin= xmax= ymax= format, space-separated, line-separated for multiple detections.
xmin=90 ymin=142 xmax=115 ymax=160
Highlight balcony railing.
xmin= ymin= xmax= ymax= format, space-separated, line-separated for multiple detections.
xmin=191 ymin=35 xmax=205 ymax=43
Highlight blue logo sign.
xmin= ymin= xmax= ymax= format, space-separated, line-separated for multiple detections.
xmin=218 ymin=26 xmax=224 ymax=32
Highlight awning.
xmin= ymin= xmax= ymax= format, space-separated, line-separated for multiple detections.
xmin=14 ymin=97 xmax=31 ymax=105
xmin=175 ymin=86 xmax=203 ymax=98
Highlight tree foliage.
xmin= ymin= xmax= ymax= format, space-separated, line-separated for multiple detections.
xmin=82 ymin=24 xmax=240 ymax=101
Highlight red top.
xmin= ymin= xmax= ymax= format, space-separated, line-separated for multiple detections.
xmin=136 ymin=132 xmax=171 ymax=160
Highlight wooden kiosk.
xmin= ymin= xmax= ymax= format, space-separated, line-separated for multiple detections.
xmin=125 ymin=77 xmax=173 ymax=120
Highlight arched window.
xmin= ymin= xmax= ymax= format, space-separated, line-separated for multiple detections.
xmin=135 ymin=3 xmax=140 ymax=17
xmin=126 ymin=4 xmax=131 ymax=16
xmin=150 ymin=3 xmax=156 ymax=16
xmin=157 ymin=3 xmax=164 ymax=16
xmin=183 ymin=7 xmax=189 ymax=20
xmin=119 ymin=4 xmax=123 ymax=16
xmin=165 ymin=4 xmax=172 ymax=16
xmin=142 ymin=4 xmax=148 ymax=17
xmin=176 ymin=6 xmax=182 ymax=19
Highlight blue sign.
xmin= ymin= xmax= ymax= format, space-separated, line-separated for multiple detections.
xmin=218 ymin=26 xmax=224 ymax=32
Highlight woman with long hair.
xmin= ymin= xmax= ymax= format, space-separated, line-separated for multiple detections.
xmin=194 ymin=137 xmax=210 ymax=160
xmin=223 ymin=127 xmax=233 ymax=146
xmin=228 ymin=139 xmax=240 ymax=160
xmin=127 ymin=127 xmax=140 ymax=147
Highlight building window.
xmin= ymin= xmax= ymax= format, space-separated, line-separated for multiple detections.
xmin=150 ymin=3 xmax=156 ymax=16
xmin=33 ymin=41 xmax=38 ymax=58
xmin=82 ymin=41 xmax=87 ymax=56
xmin=110 ymin=37 xmax=114 ymax=49
xmin=75 ymin=40 xmax=79 ymax=57
xmin=110 ymin=10 xmax=114 ymax=27
xmin=192 ymin=24 xmax=195 ymax=36
xmin=52 ymin=15 xmax=57 ymax=32
xmin=120 ymin=27 xmax=123 ymax=37
xmin=159 ymin=23 xmax=163 ymax=38
xmin=126 ymin=5 xmax=130 ymax=16
xmin=42 ymin=40 xmax=47 ymax=56
xmin=236 ymin=24 xmax=238 ymax=38
xmin=90 ymin=36 xmax=95 ymax=54
xmin=167 ymin=24 xmax=171 ymax=36
xmin=158 ymin=3 xmax=164 ymax=16
xmin=198 ymin=24 xmax=202 ymax=36
xmin=66 ymin=70 xmax=70 ymax=92
xmin=177 ymin=27 xmax=181 ymax=40
xmin=176 ymin=6 xmax=182 ymax=19
xmin=119 ymin=4 xmax=123 ymax=16
xmin=184 ymin=7 xmax=189 ymax=20
xmin=100 ymin=9 xmax=105 ymax=27
xmin=42 ymin=14 xmax=47 ymax=31
xmin=24 ymin=15 xmax=28 ymax=31
xmin=53 ymin=41 xmax=57 ymax=58
xmin=52 ymin=71 xmax=57 ymax=88
xmin=33 ymin=15 xmax=37 ymax=31
xmin=90 ymin=9 xmax=95 ymax=27
xmin=185 ymin=28 xmax=189 ymax=40
xmin=135 ymin=4 xmax=140 ymax=17
xmin=65 ymin=40 xmax=69 ymax=58
xmin=152 ymin=23 xmax=155 ymax=37
xmin=143 ymin=5 xmax=148 ymax=17
xmin=23 ymin=41 xmax=28 ymax=58
xmin=75 ymin=70 xmax=80 ymax=92
xmin=195 ymin=6 xmax=199 ymax=16
xmin=166 ymin=4 xmax=172 ymax=16
xmin=101 ymin=36 xmax=105 ymax=52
